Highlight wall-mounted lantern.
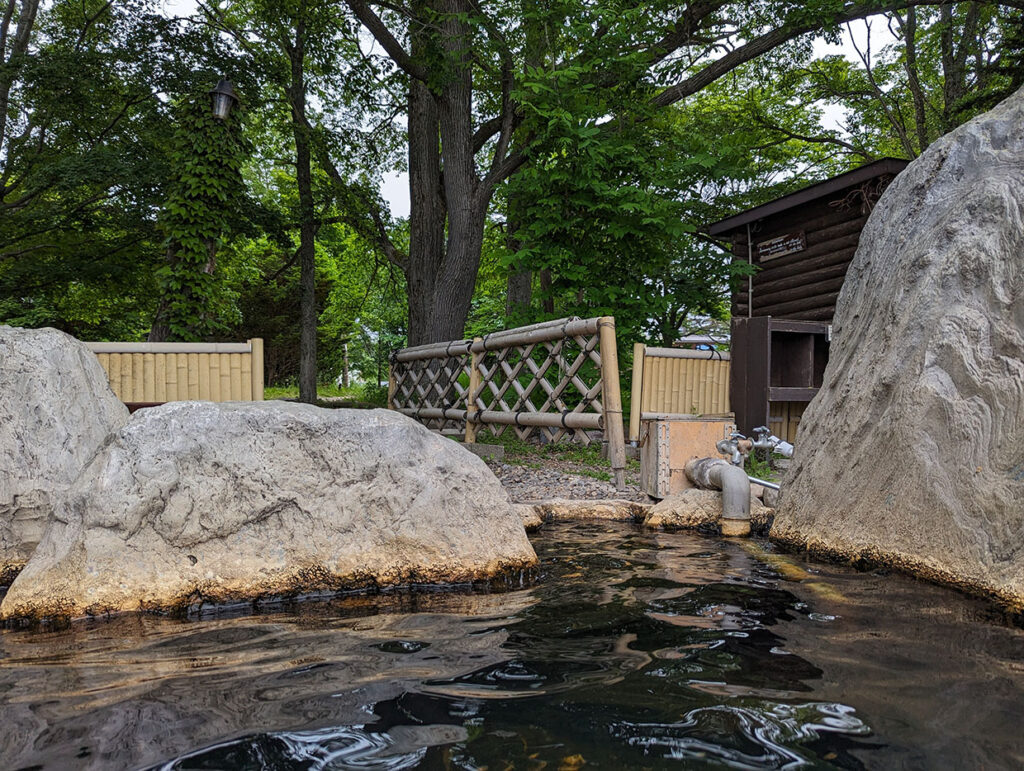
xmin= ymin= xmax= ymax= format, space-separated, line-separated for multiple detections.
xmin=209 ymin=79 xmax=239 ymax=120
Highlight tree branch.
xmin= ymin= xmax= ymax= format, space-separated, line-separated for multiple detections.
xmin=650 ymin=0 xmax=1024 ymax=110
xmin=342 ymin=0 xmax=429 ymax=82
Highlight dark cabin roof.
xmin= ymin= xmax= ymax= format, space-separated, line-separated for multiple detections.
xmin=705 ymin=158 xmax=909 ymax=237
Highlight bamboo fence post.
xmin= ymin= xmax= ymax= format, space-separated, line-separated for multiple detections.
xmin=628 ymin=342 xmax=645 ymax=443
xmin=465 ymin=338 xmax=483 ymax=443
xmin=250 ymin=338 xmax=265 ymax=401
xmin=599 ymin=317 xmax=627 ymax=491
xmin=387 ymin=364 xmax=396 ymax=410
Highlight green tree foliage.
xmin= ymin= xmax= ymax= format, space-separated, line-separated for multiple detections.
xmin=767 ymin=4 xmax=1024 ymax=159
xmin=2 ymin=0 xmax=1021 ymax=373
xmin=501 ymin=52 xmax=859 ymax=347
xmin=0 ymin=0 xmax=242 ymax=339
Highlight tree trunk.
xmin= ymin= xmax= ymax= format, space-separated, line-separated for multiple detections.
xmin=506 ymin=268 xmax=532 ymax=317
xmin=403 ymin=0 xmax=486 ymax=346
xmin=147 ymin=307 xmax=169 ymax=342
xmin=405 ymin=2 xmax=447 ymax=346
xmin=503 ymin=0 xmax=540 ymax=322
xmin=900 ymin=8 xmax=930 ymax=153
xmin=288 ymin=17 xmax=318 ymax=403
xmin=539 ymin=269 xmax=554 ymax=313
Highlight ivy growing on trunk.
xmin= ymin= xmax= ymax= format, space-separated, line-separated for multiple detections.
xmin=150 ymin=92 xmax=248 ymax=341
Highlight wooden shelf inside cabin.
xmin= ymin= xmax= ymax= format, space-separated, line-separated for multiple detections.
xmin=729 ymin=316 xmax=831 ymax=434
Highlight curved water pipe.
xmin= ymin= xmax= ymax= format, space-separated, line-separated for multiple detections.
xmin=685 ymin=457 xmax=751 ymax=537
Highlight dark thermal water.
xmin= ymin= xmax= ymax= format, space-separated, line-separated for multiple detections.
xmin=2 ymin=522 xmax=1023 ymax=770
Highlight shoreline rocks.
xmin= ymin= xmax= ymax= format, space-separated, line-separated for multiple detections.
xmin=0 ymin=327 xmax=128 ymax=583
xmin=0 ymin=402 xmax=537 ymax=620
xmin=773 ymin=87 xmax=1024 ymax=609
xmin=643 ymin=489 xmax=774 ymax=534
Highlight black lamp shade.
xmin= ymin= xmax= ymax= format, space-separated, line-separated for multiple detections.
xmin=209 ymin=79 xmax=238 ymax=120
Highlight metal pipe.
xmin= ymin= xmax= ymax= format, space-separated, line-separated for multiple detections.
xmin=748 ymin=476 xmax=780 ymax=491
xmin=685 ymin=457 xmax=751 ymax=537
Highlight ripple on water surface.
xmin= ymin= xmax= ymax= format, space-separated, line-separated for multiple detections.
xmin=2 ymin=522 xmax=1024 ymax=770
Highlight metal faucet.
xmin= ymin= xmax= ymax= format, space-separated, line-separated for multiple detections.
xmin=716 ymin=431 xmax=751 ymax=466
xmin=750 ymin=426 xmax=794 ymax=458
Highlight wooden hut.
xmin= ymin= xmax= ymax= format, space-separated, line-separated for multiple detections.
xmin=705 ymin=158 xmax=908 ymax=440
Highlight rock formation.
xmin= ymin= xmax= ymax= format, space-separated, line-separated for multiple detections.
xmin=643 ymin=489 xmax=773 ymax=534
xmin=0 ymin=326 xmax=128 ymax=583
xmin=773 ymin=87 xmax=1024 ymax=607
xmin=0 ymin=402 xmax=537 ymax=619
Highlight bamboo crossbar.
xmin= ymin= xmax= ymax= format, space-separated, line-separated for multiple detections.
xmin=644 ymin=347 xmax=731 ymax=361
xmin=393 ymin=317 xmax=601 ymax=362
xmin=396 ymin=407 xmax=603 ymax=430
xmin=474 ymin=317 xmax=599 ymax=350
xmin=389 ymin=316 xmax=627 ymax=489
xmin=393 ymin=339 xmax=473 ymax=362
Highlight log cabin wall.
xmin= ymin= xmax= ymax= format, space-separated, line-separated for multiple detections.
xmin=727 ymin=168 xmax=903 ymax=322
xmin=706 ymin=159 xmax=908 ymax=439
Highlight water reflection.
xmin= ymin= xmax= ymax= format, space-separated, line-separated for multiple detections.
xmin=1 ymin=522 xmax=1023 ymax=769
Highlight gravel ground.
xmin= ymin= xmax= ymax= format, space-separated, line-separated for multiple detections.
xmin=490 ymin=462 xmax=651 ymax=503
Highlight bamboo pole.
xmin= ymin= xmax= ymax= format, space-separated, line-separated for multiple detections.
xmin=644 ymin=346 xmax=730 ymax=360
xmin=628 ymin=342 xmax=645 ymax=443
xmin=166 ymin=354 xmax=178 ymax=401
xmin=472 ymin=317 xmax=599 ymax=351
xmin=241 ymin=354 xmax=252 ymax=401
xmin=131 ymin=353 xmax=143 ymax=401
xmin=154 ymin=355 xmax=166 ymax=402
xmin=393 ymin=340 xmax=473 ymax=362
xmin=187 ymin=353 xmax=200 ymax=398
xmin=387 ymin=365 xmax=396 ymax=409
xmin=198 ymin=353 xmax=210 ymax=400
xmin=464 ymin=338 xmax=483 ymax=443
xmin=397 ymin=406 xmax=603 ymax=430
xmin=250 ymin=338 xmax=264 ymax=401
xmin=230 ymin=354 xmax=242 ymax=399
xmin=219 ymin=353 xmax=232 ymax=401
xmin=108 ymin=354 xmax=122 ymax=401
xmin=143 ymin=355 xmax=156 ymax=402
xmin=598 ymin=316 xmax=627 ymax=490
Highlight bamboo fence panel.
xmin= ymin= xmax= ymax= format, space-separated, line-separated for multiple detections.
xmin=628 ymin=345 xmax=732 ymax=442
xmin=85 ymin=340 xmax=264 ymax=406
xmin=768 ymin=401 xmax=806 ymax=444
xmin=389 ymin=317 xmax=627 ymax=489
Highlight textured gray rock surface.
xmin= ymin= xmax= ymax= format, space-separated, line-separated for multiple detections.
xmin=773 ymin=87 xmax=1024 ymax=607
xmin=0 ymin=326 xmax=128 ymax=582
xmin=0 ymin=402 xmax=537 ymax=619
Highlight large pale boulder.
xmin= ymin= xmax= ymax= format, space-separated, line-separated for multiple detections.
xmin=0 ymin=326 xmax=128 ymax=583
xmin=0 ymin=402 xmax=537 ymax=619
xmin=773 ymin=88 xmax=1024 ymax=607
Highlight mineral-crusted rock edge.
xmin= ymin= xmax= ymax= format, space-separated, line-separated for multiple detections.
xmin=643 ymin=489 xmax=774 ymax=534
xmin=0 ymin=402 xmax=537 ymax=619
xmin=773 ymin=87 xmax=1024 ymax=608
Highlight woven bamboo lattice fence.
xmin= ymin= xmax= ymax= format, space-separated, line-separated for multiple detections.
xmin=388 ymin=317 xmax=627 ymax=489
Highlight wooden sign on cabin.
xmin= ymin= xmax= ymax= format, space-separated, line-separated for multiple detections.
xmin=756 ymin=231 xmax=805 ymax=261
xmin=703 ymin=158 xmax=908 ymax=438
